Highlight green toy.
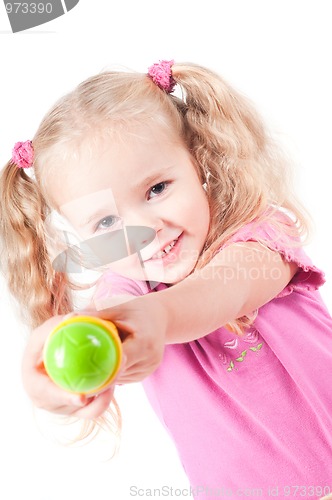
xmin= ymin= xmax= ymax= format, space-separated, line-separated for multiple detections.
xmin=43 ymin=315 xmax=122 ymax=394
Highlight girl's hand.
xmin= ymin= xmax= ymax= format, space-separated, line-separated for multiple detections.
xmin=22 ymin=292 xmax=167 ymax=417
xmin=22 ymin=315 xmax=115 ymax=418
xmin=78 ymin=293 xmax=168 ymax=385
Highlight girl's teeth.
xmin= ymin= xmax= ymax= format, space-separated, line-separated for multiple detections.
xmin=152 ymin=239 xmax=177 ymax=259
xmin=164 ymin=242 xmax=174 ymax=253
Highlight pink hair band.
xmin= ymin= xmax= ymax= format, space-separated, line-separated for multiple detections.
xmin=148 ymin=60 xmax=176 ymax=93
xmin=12 ymin=140 xmax=34 ymax=169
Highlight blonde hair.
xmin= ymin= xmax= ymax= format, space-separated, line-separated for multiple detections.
xmin=0 ymin=62 xmax=311 ymax=439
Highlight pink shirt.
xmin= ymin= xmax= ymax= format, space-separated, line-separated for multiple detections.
xmin=94 ymin=218 xmax=332 ymax=499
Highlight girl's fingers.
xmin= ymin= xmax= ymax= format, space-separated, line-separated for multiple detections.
xmin=31 ymin=375 xmax=87 ymax=412
xmin=33 ymin=381 xmax=114 ymax=418
xmin=72 ymin=387 xmax=115 ymax=419
xmin=33 ymin=370 xmax=115 ymax=414
xmin=118 ymin=338 xmax=162 ymax=382
xmin=116 ymin=359 xmax=156 ymax=384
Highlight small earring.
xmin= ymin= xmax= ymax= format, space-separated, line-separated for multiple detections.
xmin=202 ymin=170 xmax=211 ymax=191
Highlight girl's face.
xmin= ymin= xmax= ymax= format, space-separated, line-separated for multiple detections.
xmin=53 ymin=125 xmax=210 ymax=284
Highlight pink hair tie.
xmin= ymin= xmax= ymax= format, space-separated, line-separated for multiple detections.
xmin=12 ymin=140 xmax=34 ymax=169
xmin=148 ymin=60 xmax=176 ymax=93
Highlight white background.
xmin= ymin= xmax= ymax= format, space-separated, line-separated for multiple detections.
xmin=0 ymin=1 xmax=331 ymax=499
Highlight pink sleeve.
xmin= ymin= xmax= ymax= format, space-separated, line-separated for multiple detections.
xmin=221 ymin=215 xmax=326 ymax=299
xmin=91 ymin=269 xmax=168 ymax=310
xmin=92 ymin=270 xmax=149 ymax=310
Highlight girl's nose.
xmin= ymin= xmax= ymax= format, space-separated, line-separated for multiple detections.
xmin=124 ymin=225 xmax=156 ymax=257
xmin=122 ymin=210 xmax=163 ymax=253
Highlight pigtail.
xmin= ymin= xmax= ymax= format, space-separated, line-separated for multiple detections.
xmin=0 ymin=160 xmax=122 ymax=446
xmin=170 ymin=63 xmax=309 ymax=258
xmin=0 ymin=160 xmax=72 ymax=329
xmin=172 ymin=63 xmax=267 ymax=160
xmin=171 ymin=63 xmax=270 ymax=246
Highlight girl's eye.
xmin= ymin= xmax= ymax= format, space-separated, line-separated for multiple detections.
xmin=148 ymin=182 xmax=168 ymax=199
xmin=96 ymin=215 xmax=119 ymax=231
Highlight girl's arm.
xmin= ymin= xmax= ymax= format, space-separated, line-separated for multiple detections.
xmin=66 ymin=241 xmax=297 ymax=386
xmin=148 ymin=241 xmax=298 ymax=344
xmin=20 ymin=241 xmax=297 ymax=418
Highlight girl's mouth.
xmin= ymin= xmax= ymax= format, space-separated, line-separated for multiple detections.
xmin=147 ymin=233 xmax=183 ymax=265
xmin=151 ymin=238 xmax=178 ymax=259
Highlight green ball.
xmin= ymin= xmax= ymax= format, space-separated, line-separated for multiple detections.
xmin=44 ymin=319 xmax=120 ymax=394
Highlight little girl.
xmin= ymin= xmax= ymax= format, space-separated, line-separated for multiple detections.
xmin=1 ymin=60 xmax=332 ymax=499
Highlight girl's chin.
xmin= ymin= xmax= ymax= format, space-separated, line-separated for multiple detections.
xmin=143 ymin=264 xmax=193 ymax=285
